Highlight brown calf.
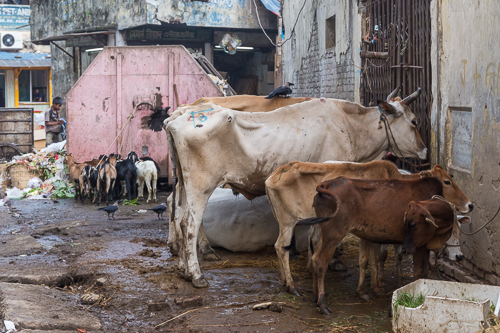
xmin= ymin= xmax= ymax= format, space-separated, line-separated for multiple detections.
xmin=298 ymin=176 xmax=469 ymax=315
xmin=97 ymin=155 xmax=117 ymax=206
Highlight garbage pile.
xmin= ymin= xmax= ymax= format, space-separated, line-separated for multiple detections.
xmin=0 ymin=141 xmax=75 ymax=201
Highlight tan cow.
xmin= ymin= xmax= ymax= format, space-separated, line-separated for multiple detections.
xmin=189 ymin=95 xmax=314 ymax=112
xmin=166 ymin=90 xmax=427 ymax=288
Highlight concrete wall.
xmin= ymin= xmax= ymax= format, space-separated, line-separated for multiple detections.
xmin=281 ymin=0 xmax=362 ymax=101
xmin=431 ymin=0 xmax=500 ymax=283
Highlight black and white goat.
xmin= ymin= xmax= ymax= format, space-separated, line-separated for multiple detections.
xmin=113 ymin=153 xmax=138 ymax=200
xmin=127 ymin=152 xmax=158 ymax=203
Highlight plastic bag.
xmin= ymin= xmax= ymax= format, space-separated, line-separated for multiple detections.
xmin=5 ymin=187 xmax=24 ymax=199
xmin=41 ymin=140 xmax=66 ymax=154
xmin=27 ymin=177 xmax=43 ymax=189
xmin=34 ymin=111 xmax=46 ymax=127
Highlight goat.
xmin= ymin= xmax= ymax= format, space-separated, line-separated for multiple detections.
xmin=97 ymin=155 xmax=117 ymax=206
xmin=79 ymin=165 xmax=98 ymax=203
xmin=113 ymin=153 xmax=138 ymax=200
xmin=64 ymin=154 xmax=88 ymax=203
xmin=127 ymin=152 xmax=158 ymax=203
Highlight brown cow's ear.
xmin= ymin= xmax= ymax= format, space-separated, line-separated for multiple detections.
xmin=377 ymin=101 xmax=402 ymax=117
xmin=458 ymin=216 xmax=471 ymax=224
xmin=420 ymin=170 xmax=432 ymax=178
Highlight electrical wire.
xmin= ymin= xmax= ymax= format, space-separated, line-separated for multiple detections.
xmin=281 ymin=0 xmax=308 ymax=46
xmin=252 ymin=0 xmax=277 ymax=47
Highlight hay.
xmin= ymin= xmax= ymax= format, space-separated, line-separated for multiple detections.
xmin=8 ymin=164 xmax=41 ymax=189
xmin=202 ymin=256 xmax=308 ymax=274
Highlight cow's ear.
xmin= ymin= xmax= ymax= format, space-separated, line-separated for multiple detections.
xmin=425 ymin=216 xmax=438 ymax=228
xmin=420 ymin=170 xmax=432 ymax=178
xmin=458 ymin=216 xmax=471 ymax=224
xmin=377 ymin=100 xmax=402 ymax=117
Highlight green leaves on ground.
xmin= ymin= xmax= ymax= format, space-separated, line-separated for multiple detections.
xmin=122 ymin=198 xmax=140 ymax=206
xmin=51 ymin=180 xmax=75 ymax=198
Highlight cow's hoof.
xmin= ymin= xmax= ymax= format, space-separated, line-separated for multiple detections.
xmin=192 ymin=276 xmax=209 ymax=288
xmin=288 ymin=287 xmax=301 ymax=297
xmin=328 ymin=260 xmax=347 ymax=272
xmin=360 ymin=293 xmax=371 ymax=301
xmin=168 ymin=245 xmax=179 ymax=256
xmin=319 ymin=304 xmax=332 ymax=315
xmin=203 ymin=252 xmax=220 ymax=261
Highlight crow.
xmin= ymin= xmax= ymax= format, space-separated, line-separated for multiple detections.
xmin=149 ymin=202 xmax=167 ymax=220
xmin=97 ymin=200 xmax=123 ymax=220
xmin=265 ymin=82 xmax=294 ymax=99
xmin=147 ymin=107 xmax=171 ymax=132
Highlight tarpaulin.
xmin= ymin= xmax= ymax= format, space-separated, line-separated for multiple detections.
xmin=260 ymin=0 xmax=280 ymax=16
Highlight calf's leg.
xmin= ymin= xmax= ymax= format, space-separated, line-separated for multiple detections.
xmin=198 ymin=224 xmax=220 ymax=261
xmin=275 ymin=220 xmax=300 ymax=295
xmin=412 ymin=247 xmax=430 ymax=280
xmin=357 ymin=238 xmax=371 ymax=300
xmin=393 ymin=244 xmax=404 ymax=285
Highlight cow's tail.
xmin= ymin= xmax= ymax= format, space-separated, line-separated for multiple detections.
xmin=296 ymin=217 xmax=332 ymax=226
xmin=282 ymin=234 xmax=296 ymax=251
xmin=166 ymin=130 xmax=182 ymax=219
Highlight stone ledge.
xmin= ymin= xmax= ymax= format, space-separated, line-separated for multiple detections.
xmin=437 ymin=257 xmax=493 ymax=285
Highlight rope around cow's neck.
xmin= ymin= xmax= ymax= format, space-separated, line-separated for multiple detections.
xmin=431 ymin=195 xmax=500 ymax=236
xmin=379 ymin=111 xmax=431 ymax=169
xmin=95 ymin=102 xmax=154 ymax=167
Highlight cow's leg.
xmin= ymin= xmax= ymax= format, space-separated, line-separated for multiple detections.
xmin=376 ymin=244 xmax=388 ymax=289
xmin=198 ymin=224 xmax=220 ymax=261
xmin=393 ymin=244 xmax=404 ymax=285
xmin=357 ymin=238 xmax=371 ymax=300
xmin=137 ymin=178 xmax=144 ymax=201
xmin=413 ymin=247 xmax=430 ymax=279
xmin=181 ymin=188 xmax=214 ymax=288
xmin=369 ymin=242 xmax=384 ymax=295
xmin=308 ymin=227 xmax=346 ymax=273
xmin=275 ymin=220 xmax=300 ymax=295
xmin=167 ymin=193 xmax=179 ymax=256
xmin=312 ymin=231 xmax=345 ymax=315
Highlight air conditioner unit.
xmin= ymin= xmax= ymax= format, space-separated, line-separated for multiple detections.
xmin=0 ymin=31 xmax=23 ymax=50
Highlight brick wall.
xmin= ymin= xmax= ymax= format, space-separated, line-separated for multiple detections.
xmin=290 ymin=14 xmax=355 ymax=101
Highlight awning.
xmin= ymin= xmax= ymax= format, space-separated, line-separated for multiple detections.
xmin=0 ymin=51 xmax=50 ymax=68
xmin=32 ymin=30 xmax=116 ymax=45
xmin=260 ymin=0 xmax=280 ymax=16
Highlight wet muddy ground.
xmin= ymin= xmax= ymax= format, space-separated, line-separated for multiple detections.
xmin=0 ymin=192 xmax=444 ymax=332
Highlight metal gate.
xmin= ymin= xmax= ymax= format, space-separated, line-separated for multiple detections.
xmin=360 ymin=0 xmax=432 ymax=169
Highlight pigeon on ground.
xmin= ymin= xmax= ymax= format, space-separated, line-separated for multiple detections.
xmin=265 ymin=82 xmax=294 ymax=99
xmin=148 ymin=202 xmax=167 ymax=220
xmin=97 ymin=200 xmax=123 ymax=220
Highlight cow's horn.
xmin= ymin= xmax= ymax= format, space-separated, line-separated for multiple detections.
xmin=425 ymin=217 xmax=439 ymax=228
xmin=403 ymin=87 xmax=422 ymax=105
xmin=386 ymin=85 xmax=400 ymax=101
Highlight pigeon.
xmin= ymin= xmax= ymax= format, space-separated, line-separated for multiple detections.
xmin=97 ymin=200 xmax=123 ymax=220
xmin=265 ymin=82 xmax=294 ymax=99
xmin=148 ymin=202 xmax=167 ymax=220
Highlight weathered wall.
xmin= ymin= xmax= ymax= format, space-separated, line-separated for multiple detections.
xmin=281 ymin=0 xmax=362 ymax=101
xmin=150 ymin=0 xmax=276 ymax=29
xmin=431 ymin=0 xmax=500 ymax=283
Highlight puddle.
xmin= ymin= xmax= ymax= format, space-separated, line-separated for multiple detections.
xmin=36 ymin=235 xmax=64 ymax=250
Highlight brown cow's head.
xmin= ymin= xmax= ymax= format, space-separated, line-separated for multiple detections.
xmin=377 ymin=87 xmax=427 ymax=160
xmin=419 ymin=165 xmax=473 ymax=214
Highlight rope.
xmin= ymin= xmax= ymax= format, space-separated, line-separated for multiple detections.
xmin=379 ymin=111 xmax=430 ymax=169
xmin=252 ymin=0 xmax=277 ymax=47
xmin=95 ymin=102 xmax=154 ymax=168
xmin=431 ymin=195 xmax=500 ymax=236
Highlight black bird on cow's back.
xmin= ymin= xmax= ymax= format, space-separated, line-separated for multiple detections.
xmin=265 ymin=82 xmax=294 ymax=99
xmin=97 ymin=200 xmax=123 ymax=220
xmin=149 ymin=202 xmax=167 ymax=220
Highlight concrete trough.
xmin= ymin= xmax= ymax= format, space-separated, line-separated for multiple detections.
xmin=392 ymin=279 xmax=500 ymax=333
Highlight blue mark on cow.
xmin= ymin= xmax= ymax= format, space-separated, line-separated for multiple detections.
xmin=330 ymin=177 xmax=346 ymax=192
xmin=190 ymin=108 xmax=214 ymax=128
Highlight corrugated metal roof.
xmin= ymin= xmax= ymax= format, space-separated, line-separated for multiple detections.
xmin=0 ymin=51 xmax=51 ymax=67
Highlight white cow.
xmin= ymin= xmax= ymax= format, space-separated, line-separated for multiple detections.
xmin=203 ymin=188 xmax=279 ymax=252
xmin=166 ymin=94 xmax=427 ymax=288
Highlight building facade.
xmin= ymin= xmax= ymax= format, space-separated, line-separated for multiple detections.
xmin=30 ymin=0 xmax=278 ymax=106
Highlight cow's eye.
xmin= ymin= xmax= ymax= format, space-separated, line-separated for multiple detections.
xmin=444 ymin=180 xmax=452 ymax=185
xmin=411 ymin=120 xmax=417 ymax=127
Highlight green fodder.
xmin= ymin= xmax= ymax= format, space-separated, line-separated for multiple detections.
xmin=394 ymin=291 xmax=426 ymax=309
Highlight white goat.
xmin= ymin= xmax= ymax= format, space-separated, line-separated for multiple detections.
xmin=135 ymin=160 xmax=157 ymax=203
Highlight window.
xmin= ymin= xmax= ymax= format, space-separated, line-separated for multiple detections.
xmin=18 ymin=69 xmax=49 ymax=103
xmin=326 ymin=15 xmax=336 ymax=49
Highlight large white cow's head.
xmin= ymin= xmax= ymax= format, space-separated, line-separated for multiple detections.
xmin=377 ymin=87 xmax=427 ymax=160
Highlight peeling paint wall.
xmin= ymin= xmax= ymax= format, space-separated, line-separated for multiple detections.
xmin=282 ymin=0 xmax=362 ymax=101
xmin=150 ymin=0 xmax=275 ymax=29
xmin=431 ymin=0 xmax=500 ymax=283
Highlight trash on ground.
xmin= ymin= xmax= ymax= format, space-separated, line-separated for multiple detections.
xmin=137 ymin=209 xmax=148 ymax=213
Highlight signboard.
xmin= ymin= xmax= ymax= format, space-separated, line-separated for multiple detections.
xmin=0 ymin=5 xmax=30 ymax=30
xmin=66 ymin=35 xmax=107 ymax=48
xmin=126 ymin=27 xmax=213 ymax=43
xmin=451 ymin=108 xmax=472 ymax=171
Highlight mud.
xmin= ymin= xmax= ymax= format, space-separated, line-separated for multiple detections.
xmin=0 ymin=194 xmax=443 ymax=332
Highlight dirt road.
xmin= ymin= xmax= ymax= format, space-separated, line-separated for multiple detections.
xmin=0 ymin=193 xmax=423 ymax=332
